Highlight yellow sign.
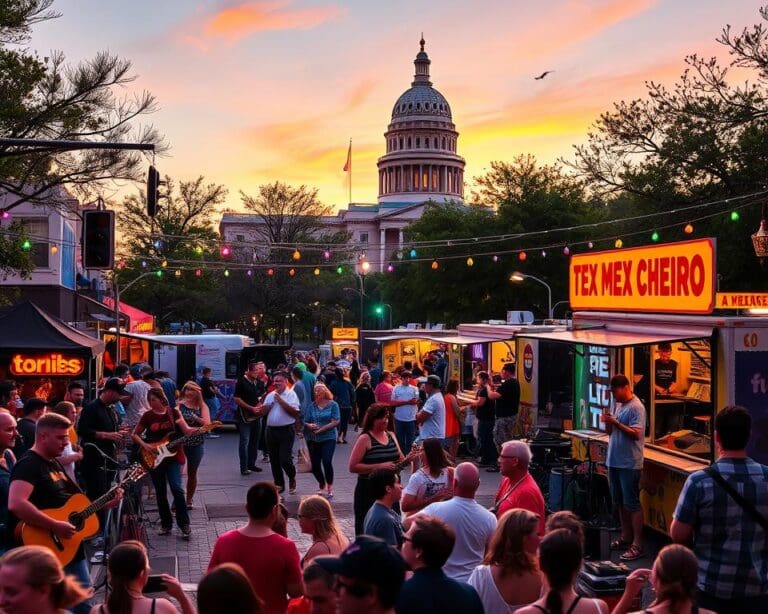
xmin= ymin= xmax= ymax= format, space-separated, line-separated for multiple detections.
xmin=10 ymin=353 xmax=85 ymax=376
xmin=569 ymin=238 xmax=716 ymax=314
xmin=332 ymin=327 xmax=359 ymax=340
xmin=716 ymin=292 xmax=768 ymax=309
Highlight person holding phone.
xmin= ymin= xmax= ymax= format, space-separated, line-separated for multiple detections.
xmin=89 ymin=540 xmax=195 ymax=614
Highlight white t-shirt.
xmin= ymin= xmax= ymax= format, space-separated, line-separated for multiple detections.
xmin=419 ymin=496 xmax=497 ymax=582
xmin=263 ymin=387 xmax=300 ymax=427
xmin=123 ymin=380 xmax=151 ymax=429
xmin=404 ymin=467 xmax=451 ymax=499
xmin=419 ymin=392 xmax=446 ymax=440
xmin=392 ymin=384 xmax=419 ymax=422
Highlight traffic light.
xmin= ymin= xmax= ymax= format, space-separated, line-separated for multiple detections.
xmin=374 ymin=305 xmax=384 ymax=315
xmin=147 ymin=165 xmax=161 ymax=216
xmin=83 ymin=210 xmax=115 ymax=269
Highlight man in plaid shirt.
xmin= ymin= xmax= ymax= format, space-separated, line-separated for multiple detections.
xmin=671 ymin=406 xmax=768 ymax=614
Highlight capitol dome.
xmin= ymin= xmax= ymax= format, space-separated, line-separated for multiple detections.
xmin=377 ymin=37 xmax=465 ymax=204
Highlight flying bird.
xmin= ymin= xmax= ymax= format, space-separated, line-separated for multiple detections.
xmin=534 ymin=71 xmax=554 ymax=80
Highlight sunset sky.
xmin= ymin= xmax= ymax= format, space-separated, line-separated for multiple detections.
xmin=33 ymin=1 xmax=766 ymax=212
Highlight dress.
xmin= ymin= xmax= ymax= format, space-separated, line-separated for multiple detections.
xmin=353 ymin=430 xmax=400 ymax=535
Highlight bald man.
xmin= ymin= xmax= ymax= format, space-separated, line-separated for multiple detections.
xmin=404 ymin=462 xmax=497 ymax=582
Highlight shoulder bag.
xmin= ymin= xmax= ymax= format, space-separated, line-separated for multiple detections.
xmin=704 ymin=466 xmax=768 ymax=531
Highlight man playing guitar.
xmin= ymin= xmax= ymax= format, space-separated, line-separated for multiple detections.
xmin=233 ymin=361 xmax=265 ymax=476
xmin=8 ymin=412 xmax=121 ymax=614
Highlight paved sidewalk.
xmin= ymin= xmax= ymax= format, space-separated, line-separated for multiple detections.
xmin=143 ymin=428 xmax=499 ymax=584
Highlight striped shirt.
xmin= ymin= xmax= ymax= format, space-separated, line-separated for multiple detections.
xmin=361 ymin=431 xmax=400 ymax=470
xmin=673 ymin=457 xmax=768 ymax=599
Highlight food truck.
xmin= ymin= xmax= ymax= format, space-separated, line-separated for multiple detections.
xmin=361 ymin=328 xmax=458 ymax=372
xmin=513 ymin=238 xmax=768 ymax=535
xmin=330 ymin=327 xmax=360 ymax=360
xmin=0 ymin=301 xmax=104 ymax=402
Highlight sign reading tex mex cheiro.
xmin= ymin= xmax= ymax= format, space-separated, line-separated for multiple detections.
xmin=569 ymin=238 xmax=716 ymax=314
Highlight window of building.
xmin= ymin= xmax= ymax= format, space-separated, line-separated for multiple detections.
xmin=399 ymin=137 xmax=403 ymax=149
xmin=359 ymin=232 xmax=369 ymax=243
xmin=416 ymin=137 xmax=420 ymax=148
xmin=434 ymin=137 xmax=438 ymax=148
xmin=19 ymin=217 xmax=49 ymax=268
xmin=442 ymin=136 xmax=446 ymax=149
xmin=236 ymin=234 xmax=245 ymax=242
xmin=408 ymin=137 xmax=412 ymax=148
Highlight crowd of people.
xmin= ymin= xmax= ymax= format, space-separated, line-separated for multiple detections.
xmin=0 ymin=348 xmax=765 ymax=614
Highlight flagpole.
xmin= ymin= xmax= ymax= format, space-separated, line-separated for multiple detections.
xmin=349 ymin=138 xmax=352 ymax=205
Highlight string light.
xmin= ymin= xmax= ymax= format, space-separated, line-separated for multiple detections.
xmin=615 ymin=239 xmax=623 ymax=248
xmin=1 ymin=211 xmax=9 ymax=220
xmin=267 ymin=268 xmax=274 ymax=276
xmin=194 ymin=245 xmax=203 ymax=255
xmin=519 ymin=251 xmax=527 ymax=261
xmin=684 ymin=224 xmax=694 ymax=234
xmin=386 ymin=263 xmax=394 ymax=273
xmin=153 ymin=239 xmax=163 ymax=250
xmin=431 ymin=259 xmax=439 ymax=270
xmin=397 ymin=250 xmax=403 ymax=260
xmin=588 ymin=242 xmax=593 ymax=249
xmin=323 ymin=250 xmax=331 ymax=260
xmin=221 ymin=245 xmax=231 ymax=257
xmin=293 ymin=249 xmax=301 ymax=260
xmin=289 ymin=268 xmax=296 ymax=276
xmin=195 ymin=268 xmax=202 ymax=277
xmin=336 ymin=266 xmax=344 ymax=274
xmin=563 ymin=246 xmax=570 ymax=256
xmin=174 ymin=269 xmax=181 ymax=277
xmin=22 ymin=239 xmax=31 ymax=251
xmin=247 ymin=269 xmax=253 ymax=276
xmin=161 ymin=260 xmax=168 ymax=268
xmin=50 ymin=244 xmax=58 ymax=254
xmin=466 ymin=257 xmax=474 ymax=266
xmin=541 ymin=250 xmax=547 ymax=258
xmin=224 ymin=269 xmax=230 ymax=277
xmin=314 ymin=267 xmax=320 ymax=275
xmin=118 ymin=260 xmax=126 ymax=269
xmin=730 ymin=211 xmax=740 ymax=222
xmin=155 ymin=270 xmax=163 ymax=278
xmin=651 ymin=231 xmax=660 ymax=242
xmin=492 ymin=255 xmax=498 ymax=262
xmin=141 ymin=260 xmax=147 ymax=268
xmin=409 ymin=248 xmax=417 ymax=258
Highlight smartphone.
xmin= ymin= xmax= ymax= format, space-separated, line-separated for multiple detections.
xmin=143 ymin=574 xmax=166 ymax=594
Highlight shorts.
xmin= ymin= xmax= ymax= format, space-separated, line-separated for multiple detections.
xmin=608 ymin=467 xmax=641 ymax=512
xmin=184 ymin=444 xmax=205 ymax=472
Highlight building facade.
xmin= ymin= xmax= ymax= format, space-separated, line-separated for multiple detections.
xmin=220 ymin=38 xmax=465 ymax=271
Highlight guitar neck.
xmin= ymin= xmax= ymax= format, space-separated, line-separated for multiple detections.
xmin=81 ymin=486 xmax=120 ymax=519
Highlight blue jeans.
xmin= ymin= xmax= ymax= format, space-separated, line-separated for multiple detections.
xmin=308 ymin=439 xmax=336 ymax=487
xmin=151 ymin=459 xmax=189 ymax=529
xmin=395 ymin=419 xmax=417 ymax=454
xmin=477 ymin=419 xmax=497 ymax=465
xmin=238 ymin=419 xmax=262 ymax=472
xmin=65 ymin=557 xmax=92 ymax=614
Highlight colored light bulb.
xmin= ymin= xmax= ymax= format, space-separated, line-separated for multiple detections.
xmin=387 ymin=263 xmax=394 ymax=272
xmin=615 ymin=239 xmax=623 ymax=248
xmin=651 ymin=231 xmax=660 ymax=242
xmin=289 ymin=268 xmax=296 ymax=276
xmin=431 ymin=259 xmax=439 ymax=270
xmin=730 ymin=211 xmax=740 ymax=222
xmin=684 ymin=224 xmax=693 ymax=234
xmin=293 ymin=249 xmax=301 ymax=260
xmin=466 ymin=257 xmax=474 ymax=266
xmin=314 ymin=267 xmax=320 ymax=275
xmin=519 ymin=251 xmax=527 ymax=261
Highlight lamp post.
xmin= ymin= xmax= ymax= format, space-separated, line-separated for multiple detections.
xmin=381 ymin=303 xmax=393 ymax=329
xmin=510 ymin=271 xmax=553 ymax=320
xmin=112 ymin=270 xmax=158 ymax=366
xmin=357 ymin=260 xmax=370 ymax=330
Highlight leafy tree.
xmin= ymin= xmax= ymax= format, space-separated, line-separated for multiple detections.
xmin=0 ymin=0 xmax=163 ymax=213
xmin=115 ymin=176 xmax=227 ymax=328
xmin=570 ymin=5 xmax=768 ymax=286
xmin=0 ymin=220 xmax=34 ymax=278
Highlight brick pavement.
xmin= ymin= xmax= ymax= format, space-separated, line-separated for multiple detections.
xmin=142 ymin=428 xmax=498 ymax=584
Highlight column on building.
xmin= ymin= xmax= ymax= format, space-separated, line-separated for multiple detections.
xmin=379 ymin=228 xmax=386 ymax=272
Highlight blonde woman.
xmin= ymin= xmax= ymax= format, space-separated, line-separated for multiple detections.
xmin=468 ymin=509 xmax=543 ymax=613
xmin=297 ymin=495 xmax=349 ymax=567
xmin=303 ymin=383 xmax=340 ymax=498
xmin=0 ymin=545 xmax=92 ymax=614
xmin=179 ymin=381 xmax=211 ymax=509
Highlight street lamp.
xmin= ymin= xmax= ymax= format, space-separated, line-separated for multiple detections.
xmin=357 ymin=259 xmax=370 ymax=330
xmin=112 ymin=270 xmax=158 ymax=365
xmin=377 ymin=303 xmax=393 ymax=329
xmin=510 ymin=271 xmax=553 ymax=320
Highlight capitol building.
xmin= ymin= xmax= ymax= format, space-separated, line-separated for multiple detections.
xmin=220 ymin=38 xmax=465 ymax=271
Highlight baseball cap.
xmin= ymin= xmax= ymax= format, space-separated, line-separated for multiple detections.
xmin=314 ymin=536 xmax=406 ymax=591
xmin=103 ymin=377 xmax=126 ymax=393
xmin=23 ymin=397 xmax=47 ymax=414
xmin=426 ymin=374 xmax=441 ymax=387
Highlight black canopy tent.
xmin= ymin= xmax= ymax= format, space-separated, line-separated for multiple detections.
xmin=0 ymin=301 xmax=104 ymax=402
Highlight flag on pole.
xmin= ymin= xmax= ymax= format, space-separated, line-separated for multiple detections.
xmin=343 ymin=140 xmax=351 ymax=172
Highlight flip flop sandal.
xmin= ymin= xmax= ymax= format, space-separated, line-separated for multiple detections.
xmin=620 ymin=544 xmax=645 ymax=561
xmin=610 ymin=538 xmax=630 ymax=550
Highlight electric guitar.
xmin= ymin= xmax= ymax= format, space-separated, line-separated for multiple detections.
xmin=17 ymin=464 xmax=146 ymax=566
xmin=238 ymin=392 xmax=266 ymax=424
xmin=139 ymin=422 xmax=222 ymax=470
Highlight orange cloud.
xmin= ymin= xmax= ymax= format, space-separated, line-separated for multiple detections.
xmin=204 ymin=1 xmax=345 ymax=41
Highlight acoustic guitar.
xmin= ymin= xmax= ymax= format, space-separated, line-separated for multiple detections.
xmin=138 ymin=422 xmax=222 ymax=470
xmin=17 ymin=463 xmax=146 ymax=566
